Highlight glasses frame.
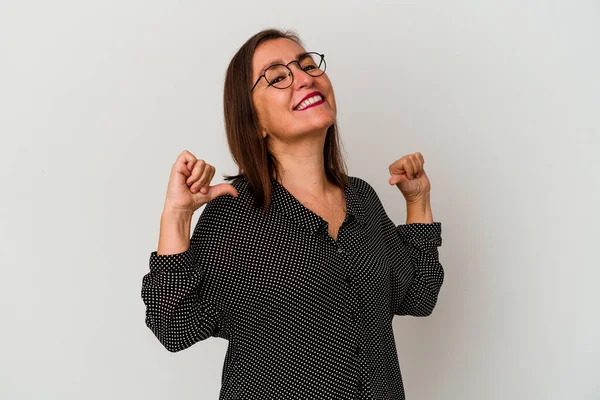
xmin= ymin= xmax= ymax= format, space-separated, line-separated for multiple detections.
xmin=250 ymin=52 xmax=326 ymax=92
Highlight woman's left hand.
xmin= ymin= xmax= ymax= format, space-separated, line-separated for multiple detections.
xmin=388 ymin=152 xmax=431 ymax=203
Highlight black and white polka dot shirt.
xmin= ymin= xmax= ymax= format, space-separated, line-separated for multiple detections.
xmin=141 ymin=175 xmax=444 ymax=399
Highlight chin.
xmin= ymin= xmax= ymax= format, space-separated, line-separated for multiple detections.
xmin=303 ymin=109 xmax=336 ymax=128
xmin=288 ymin=106 xmax=336 ymax=136
xmin=306 ymin=118 xmax=335 ymax=134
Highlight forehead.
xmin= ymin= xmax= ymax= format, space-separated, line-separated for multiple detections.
xmin=252 ymin=38 xmax=306 ymax=76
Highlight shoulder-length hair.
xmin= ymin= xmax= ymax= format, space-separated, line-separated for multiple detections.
xmin=222 ymin=28 xmax=348 ymax=213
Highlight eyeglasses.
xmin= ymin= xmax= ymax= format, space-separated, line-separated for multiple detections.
xmin=251 ymin=52 xmax=326 ymax=92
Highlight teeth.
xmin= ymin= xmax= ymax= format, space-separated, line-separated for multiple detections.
xmin=296 ymin=95 xmax=323 ymax=110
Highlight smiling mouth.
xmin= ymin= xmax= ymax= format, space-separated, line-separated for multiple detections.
xmin=294 ymin=93 xmax=326 ymax=111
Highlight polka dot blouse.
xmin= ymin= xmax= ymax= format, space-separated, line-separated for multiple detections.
xmin=141 ymin=175 xmax=444 ymax=399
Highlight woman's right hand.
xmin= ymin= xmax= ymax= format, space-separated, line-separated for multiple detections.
xmin=163 ymin=150 xmax=239 ymax=215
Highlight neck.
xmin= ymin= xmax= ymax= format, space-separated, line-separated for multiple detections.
xmin=268 ymin=130 xmax=331 ymax=196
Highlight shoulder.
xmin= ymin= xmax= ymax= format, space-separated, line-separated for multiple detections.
xmin=348 ymin=175 xmax=380 ymax=202
xmin=347 ymin=175 xmax=389 ymax=219
xmin=200 ymin=176 xmax=253 ymax=219
xmin=348 ymin=175 xmax=374 ymax=192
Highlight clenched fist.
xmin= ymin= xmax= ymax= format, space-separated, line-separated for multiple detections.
xmin=163 ymin=150 xmax=238 ymax=215
xmin=388 ymin=152 xmax=431 ymax=204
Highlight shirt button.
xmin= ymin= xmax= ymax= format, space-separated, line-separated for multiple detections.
xmin=357 ymin=379 xmax=363 ymax=391
xmin=337 ymin=247 xmax=344 ymax=254
xmin=354 ymin=345 xmax=361 ymax=355
xmin=344 ymin=275 xmax=353 ymax=285
xmin=349 ymin=310 xmax=357 ymax=319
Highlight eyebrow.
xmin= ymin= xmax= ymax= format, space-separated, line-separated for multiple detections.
xmin=260 ymin=52 xmax=309 ymax=75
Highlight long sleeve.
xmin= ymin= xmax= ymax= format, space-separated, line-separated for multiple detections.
xmin=141 ymin=202 xmax=223 ymax=352
xmin=391 ymin=222 xmax=444 ymax=317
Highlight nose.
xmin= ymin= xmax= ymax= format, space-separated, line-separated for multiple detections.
xmin=290 ymin=63 xmax=315 ymax=89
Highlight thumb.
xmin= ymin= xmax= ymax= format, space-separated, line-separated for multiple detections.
xmin=389 ymin=175 xmax=404 ymax=185
xmin=208 ymin=183 xmax=239 ymax=200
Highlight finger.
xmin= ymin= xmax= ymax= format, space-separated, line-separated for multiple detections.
xmin=402 ymin=158 xmax=414 ymax=180
xmin=186 ymin=159 xmax=204 ymax=186
xmin=389 ymin=174 xmax=406 ymax=185
xmin=411 ymin=156 xmax=422 ymax=179
xmin=415 ymin=152 xmax=424 ymax=166
xmin=191 ymin=164 xmax=212 ymax=193
xmin=181 ymin=150 xmax=203 ymax=174
xmin=200 ymin=165 xmax=215 ymax=192
xmin=187 ymin=159 xmax=206 ymax=187
xmin=178 ymin=150 xmax=197 ymax=167
xmin=389 ymin=160 xmax=405 ymax=185
xmin=209 ymin=183 xmax=239 ymax=199
xmin=175 ymin=161 xmax=192 ymax=178
xmin=389 ymin=159 xmax=406 ymax=176
xmin=407 ymin=155 xmax=419 ymax=179
xmin=190 ymin=165 xmax=212 ymax=193
xmin=200 ymin=166 xmax=216 ymax=194
xmin=173 ymin=163 xmax=192 ymax=180
xmin=186 ymin=158 xmax=197 ymax=173
xmin=174 ymin=150 xmax=197 ymax=177
xmin=412 ymin=153 xmax=423 ymax=175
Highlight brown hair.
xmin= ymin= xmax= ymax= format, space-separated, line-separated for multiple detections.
xmin=222 ymin=28 xmax=348 ymax=213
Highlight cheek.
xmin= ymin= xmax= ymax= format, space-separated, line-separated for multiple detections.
xmin=321 ymin=77 xmax=336 ymax=108
xmin=328 ymin=93 xmax=337 ymax=109
xmin=253 ymin=99 xmax=273 ymax=129
xmin=254 ymin=103 xmax=267 ymax=127
xmin=324 ymin=91 xmax=337 ymax=115
xmin=255 ymin=94 xmax=291 ymax=129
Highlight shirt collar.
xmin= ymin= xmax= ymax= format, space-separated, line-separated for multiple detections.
xmin=270 ymin=176 xmax=366 ymax=235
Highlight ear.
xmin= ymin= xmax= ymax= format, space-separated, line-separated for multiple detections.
xmin=262 ymin=131 xmax=268 ymax=139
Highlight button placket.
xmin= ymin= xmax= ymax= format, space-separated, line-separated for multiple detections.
xmin=336 ymin=237 xmax=363 ymax=382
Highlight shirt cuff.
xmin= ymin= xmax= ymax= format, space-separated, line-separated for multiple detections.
xmin=396 ymin=222 xmax=442 ymax=247
xmin=149 ymin=248 xmax=196 ymax=273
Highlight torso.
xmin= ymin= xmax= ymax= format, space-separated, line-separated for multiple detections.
xmin=289 ymin=184 xmax=347 ymax=241
xmin=324 ymin=205 xmax=346 ymax=240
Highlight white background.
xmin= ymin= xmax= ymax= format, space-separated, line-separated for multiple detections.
xmin=1 ymin=1 xmax=599 ymax=399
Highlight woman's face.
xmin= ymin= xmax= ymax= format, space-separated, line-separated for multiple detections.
xmin=251 ymin=38 xmax=337 ymax=142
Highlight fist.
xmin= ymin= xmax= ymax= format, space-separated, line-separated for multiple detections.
xmin=163 ymin=150 xmax=238 ymax=215
xmin=388 ymin=152 xmax=431 ymax=203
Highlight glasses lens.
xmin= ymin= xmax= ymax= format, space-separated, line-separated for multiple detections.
xmin=265 ymin=65 xmax=293 ymax=88
xmin=300 ymin=53 xmax=325 ymax=76
xmin=262 ymin=53 xmax=326 ymax=89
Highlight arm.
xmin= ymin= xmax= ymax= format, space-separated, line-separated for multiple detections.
xmin=391 ymin=221 xmax=444 ymax=317
xmin=392 ymin=192 xmax=444 ymax=316
xmin=141 ymin=203 xmax=223 ymax=352
xmin=405 ymin=192 xmax=434 ymax=225
xmin=156 ymin=208 xmax=193 ymax=255
xmin=364 ymin=183 xmax=444 ymax=317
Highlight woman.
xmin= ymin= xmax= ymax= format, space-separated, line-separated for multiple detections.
xmin=141 ymin=29 xmax=444 ymax=400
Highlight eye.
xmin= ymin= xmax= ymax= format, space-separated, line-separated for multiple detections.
xmin=265 ymin=66 xmax=291 ymax=86
xmin=270 ymin=74 xmax=287 ymax=84
xmin=302 ymin=65 xmax=317 ymax=71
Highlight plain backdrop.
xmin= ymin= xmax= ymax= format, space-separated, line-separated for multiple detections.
xmin=1 ymin=1 xmax=599 ymax=399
